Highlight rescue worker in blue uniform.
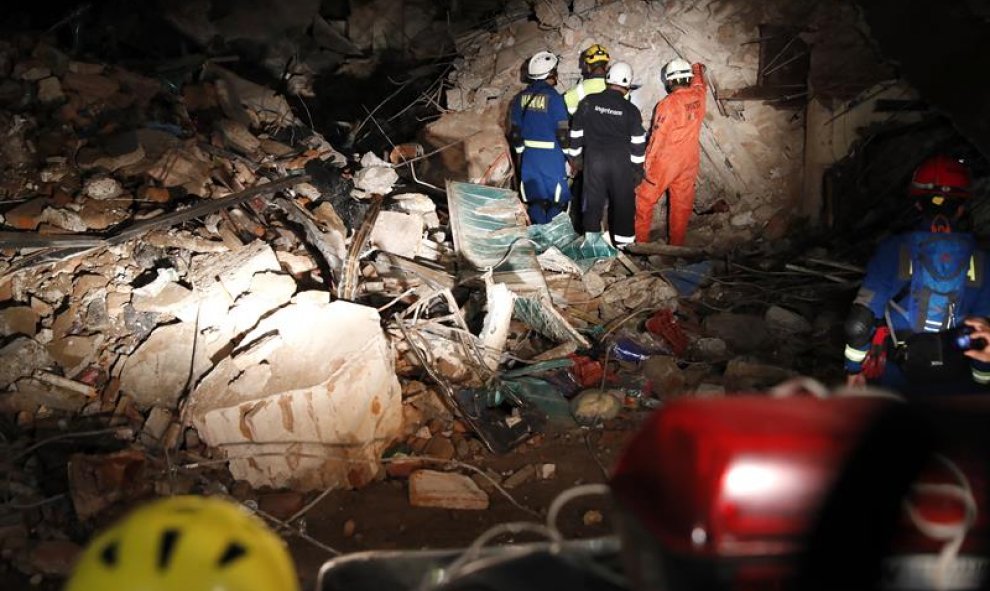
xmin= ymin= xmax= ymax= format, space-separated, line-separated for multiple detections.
xmin=566 ymin=62 xmax=645 ymax=248
xmin=844 ymin=155 xmax=990 ymax=395
xmin=509 ymin=51 xmax=571 ymax=224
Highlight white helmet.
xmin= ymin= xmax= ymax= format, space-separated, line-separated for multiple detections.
xmin=605 ymin=62 xmax=633 ymax=88
xmin=528 ymin=51 xmax=559 ymax=80
xmin=661 ymin=58 xmax=693 ymax=85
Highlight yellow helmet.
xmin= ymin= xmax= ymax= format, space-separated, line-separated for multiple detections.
xmin=65 ymin=496 xmax=299 ymax=591
xmin=581 ymin=44 xmax=610 ymax=66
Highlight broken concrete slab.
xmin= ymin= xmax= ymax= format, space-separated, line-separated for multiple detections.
xmin=0 ymin=306 xmax=39 ymax=337
xmin=187 ymin=300 xmax=402 ymax=491
xmin=188 ymin=240 xmax=281 ymax=300
xmin=131 ymin=281 xmax=198 ymax=322
xmin=409 ymin=469 xmax=489 ymax=510
xmin=140 ymin=407 xmax=174 ymax=448
xmin=370 ymin=211 xmax=424 ymax=258
xmin=119 ymin=322 xmax=196 ymax=409
xmin=221 ymin=271 xmax=296 ymax=336
xmin=47 ymin=333 xmax=103 ymax=376
xmin=0 ymin=337 xmax=53 ymax=389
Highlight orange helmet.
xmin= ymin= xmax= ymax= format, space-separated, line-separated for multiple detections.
xmin=909 ymin=155 xmax=972 ymax=198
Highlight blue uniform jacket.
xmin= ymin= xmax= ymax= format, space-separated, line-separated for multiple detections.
xmin=845 ymin=230 xmax=990 ymax=384
xmin=510 ymin=80 xmax=569 ymax=154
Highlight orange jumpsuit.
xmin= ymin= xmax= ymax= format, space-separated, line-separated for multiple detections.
xmin=634 ymin=63 xmax=706 ymax=245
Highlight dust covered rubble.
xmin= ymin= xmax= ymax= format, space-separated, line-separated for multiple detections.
xmin=438 ymin=0 xmax=807 ymax=247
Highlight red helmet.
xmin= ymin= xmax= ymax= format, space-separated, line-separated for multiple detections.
xmin=909 ymin=155 xmax=972 ymax=198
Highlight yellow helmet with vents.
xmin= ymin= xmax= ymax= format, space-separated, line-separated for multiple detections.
xmin=65 ymin=496 xmax=299 ymax=591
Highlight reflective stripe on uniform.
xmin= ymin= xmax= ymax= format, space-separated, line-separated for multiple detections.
xmin=576 ymin=82 xmax=587 ymax=101
xmin=524 ymin=140 xmax=556 ymax=149
xmin=969 ymin=256 xmax=977 ymax=282
xmin=570 ymin=129 xmax=584 ymax=138
xmin=566 ymin=147 xmax=582 ymax=157
xmin=520 ymin=182 xmax=528 ymax=203
xmin=631 ymin=154 xmax=645 ymax=164
xmin=554 ymin=182 xmax=562 ymax=203
xmin=844 ymin=345 xmax=868 ymax=363
xmin=631 ymin=134 xmax=646 ymax=144
xmin=514 ymin=145 xmax=525 ymax=154
xmin=973 ymin=368 xmax=990 ymax=384
xmin=613 ymin=234 xmax=635 ymax=244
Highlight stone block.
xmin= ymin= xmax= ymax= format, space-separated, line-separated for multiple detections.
xmin=409 ymin=470 xmax=489 ymax=510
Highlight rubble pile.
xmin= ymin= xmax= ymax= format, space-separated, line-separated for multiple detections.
xmin=438 ymin=0 xmax=811 ymax=246
xmin=0 ymin=12 xmax=859 ymax=583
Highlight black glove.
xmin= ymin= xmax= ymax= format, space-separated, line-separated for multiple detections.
xmin=632 ymin=164 xmax=644 ymax=185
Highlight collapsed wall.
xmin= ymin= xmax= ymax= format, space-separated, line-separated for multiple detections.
xmin=439 ymin=0 xmax=812 ymax=245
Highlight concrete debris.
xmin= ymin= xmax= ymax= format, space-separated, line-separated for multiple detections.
xmin=68 ymin=450 xmax=150 ymax=521
xmin=408 ymin=470 xmax=490 ymax=510
xmin=643 ymin=356 xmax=687 ymax=400
xmin=119 ymin=322 xmax=196 ymax=409
xmin=703 ymin=313 xmax=771 ymax=353
xmin=83 ymin=176 xmax=124 ymax=200
xmin=503 ymin=464 xmax=537 ymax=489
xmin=392 ymin=193 xmax=440 ymax=228
xmin=0 ymin=306 xmax=39 ymax=336
xmin=352 ymin=153 xmax=399 ymax=197
xmin=140 ymin=407 xmax=174 ymax=448
xmin=186 ymin=300 xmax=402 ymax=491
xmin=28 ymin=540 xmax=81 ymax=576
xmin=723 ymin=357 xmax=799 ymax=391
xmin=571 ymin=389 xmax=622 ymax=425
xmin=0 ymin=337 xmax=53 ymax=390
xmin=370 ymin=211 xmax=425 ymax=258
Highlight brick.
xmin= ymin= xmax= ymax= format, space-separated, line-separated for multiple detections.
xmin=409 ymin=470 xmax=489 ymax=510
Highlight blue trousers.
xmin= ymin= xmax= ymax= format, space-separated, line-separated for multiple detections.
xmin=520 ymin=148 xmax=570 ymax=224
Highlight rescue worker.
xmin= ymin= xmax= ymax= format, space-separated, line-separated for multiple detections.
xmin=65 ymin=495 xmax=299 ymax=591
xmin=509 ymin=51 xmax=571 ymax=224
xmin=567 ymin=62 xmax=645 ymax=248
xmin=634 ymin=59 xmax=707 ymax=245
xmin=564 ymin=44 xmax=610 ymax=115
xmin=563 ymin=44 xmax=611 ymax=233
xmin=844 ymin=155 xmax=990 ymax=395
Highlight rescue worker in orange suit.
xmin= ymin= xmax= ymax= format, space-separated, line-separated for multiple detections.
xmin=844 ymin=155 xmax=990 ymax=396
xmin=566 ymin=62 xmax=645 ymax=248
xmin=509 ymin=51 xmax=571 ymax=224
xmin=634 ymin=59 xmax=706 ymax=245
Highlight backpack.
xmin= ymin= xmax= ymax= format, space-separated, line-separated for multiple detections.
xmin=891 ymin=232 xmax=982 ymax=383
xmin=895 ymin=231 xmax=981 ymax=332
